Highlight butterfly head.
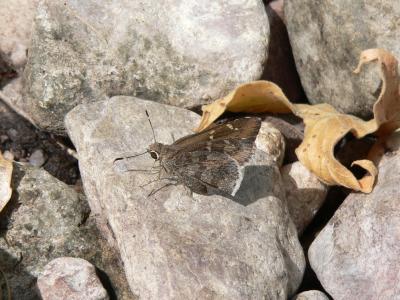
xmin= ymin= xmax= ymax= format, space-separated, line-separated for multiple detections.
xmin=147 ymin=142 xmax=163 ymax=161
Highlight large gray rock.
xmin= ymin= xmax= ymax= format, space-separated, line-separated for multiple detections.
xmin=285 ymin=1 xmax=400 ymax=117
xmin=308 ymin=152 xmax=400 ymax=299
xmin=0 ymin=165 xmax=134 ymax=300
xmin=21 ymin=0 xmax=269 ymax=133
xmin=65 ymin=96 xmax=305 ymax=299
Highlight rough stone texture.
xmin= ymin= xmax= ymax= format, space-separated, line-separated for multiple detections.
xmin=292 ymin=290 xmax=330 ymax=300
xmin=37 ymin=257 xmax=109 ymax=300
xmin=308 ymin=152 xmax=400 ymax=299
xmin=262 ymin=0 xmax=306 ymax=102
xmin=285 ymin=1 xmax=400 ymax=117
xmin=21 ymin=0 xmax=269 ymax=133
xmin=0 ymin=0 xmax=39 ymax=71
xmin=281 ymin=162 xmax=328 ymax=234
xmin=0 ymin=165 xmax=134 ymax=300
xmin=65 ymin=96 xmax=305 ymax=299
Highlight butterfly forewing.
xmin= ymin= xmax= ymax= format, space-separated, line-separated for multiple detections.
xmin=171 ymin=117 xmax=261 ymax=164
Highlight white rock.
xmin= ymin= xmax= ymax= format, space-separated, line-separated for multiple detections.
xmin=65 ymin=96 xmax=305 ymax=299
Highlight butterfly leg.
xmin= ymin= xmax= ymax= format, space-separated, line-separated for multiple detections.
xmin=147 ymin=180 xmax=178 ymax=197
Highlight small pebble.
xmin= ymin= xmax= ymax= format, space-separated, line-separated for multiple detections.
xmin=29 ymin=149 xmax=46 ymax=167
xmin=3 ymin=150 xmax=14 ymax=161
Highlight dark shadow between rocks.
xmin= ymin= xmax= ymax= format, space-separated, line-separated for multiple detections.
xmin=261 ymin=2 xmax=307 ymax=102
xmin=96 ymin=267 xmax=118 ymax=300
xmin=0 ymin=248 xmax=40 ymax=300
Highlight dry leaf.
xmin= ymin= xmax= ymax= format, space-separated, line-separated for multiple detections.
xmin=196 ymin=49 xmax=400 ymax=193
xmin=0 ymin=152 xmax=13 ymax=212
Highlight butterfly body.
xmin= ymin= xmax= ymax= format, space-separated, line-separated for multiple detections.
xmin=147 ymin=117 xmax=262 ymax=196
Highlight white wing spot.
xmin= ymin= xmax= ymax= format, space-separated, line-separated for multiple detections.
xmin=209 ymin=135 xmax=214 ymax=140
xmin=226 ymin=124 xmax=234 ymax=129
xmin=234 ymin=127 xmax=239 ymax=131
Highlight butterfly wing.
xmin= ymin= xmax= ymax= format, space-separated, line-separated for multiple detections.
xmin=172 ymin=117 xmax=261 ymax=165
xmin=165 ymin=151 xmax=242 ymax=196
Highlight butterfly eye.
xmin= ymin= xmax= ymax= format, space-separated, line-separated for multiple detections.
xmin=150 ymin=151 xmax=159 ymax=160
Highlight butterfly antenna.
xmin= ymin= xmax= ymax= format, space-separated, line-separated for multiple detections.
xmin=113 ymin=150 xmax=148 ymax=163
xmin=146 ymin=110 xmax=157 ymax=143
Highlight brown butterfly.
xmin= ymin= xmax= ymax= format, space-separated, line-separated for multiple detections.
xmin=116 ymin=113 xmax=261 ymax=196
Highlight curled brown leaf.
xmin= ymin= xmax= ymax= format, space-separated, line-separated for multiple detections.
xmin=196 ymin=49 xmax=400 ymax=193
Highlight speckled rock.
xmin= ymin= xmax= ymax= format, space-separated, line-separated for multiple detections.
xmin=65 ymin=96 xmax=305 ymax=299
xmin=292 ymin=290 xmax=330 ymax=300
xmin=0 ymin=165 xmax=134 ymax=300
xmin=21 ymin=0 xmax=269 ymax=133
xmin=281 ymin=162 xmax=328 ymax=234
xmin=37 ymin=257 xmax=109 ymax=300
xmin=285 ymin=1 xmax=400 ymax=117
xmin=308 ymin=152 xmax=400 ymax=299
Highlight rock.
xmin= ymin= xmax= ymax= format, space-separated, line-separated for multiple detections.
xmin=29 ymin=149 xmax=46 ymax=167
xmin=0 ymin=0 xmax=39 ymax=71
xmin=256 ymin=120 xmax=286 ymax=166
xmin=292 ymin=290 xmax=330 ymax=300
xmin=0 ymin=165 xmax=134 ymax=299
xmin=262 ymin=0 xmax=306 ymax=102
xmin=308 ymin=152 xmax=400 ymax=299
xmin=65 ymin=96 xmax=305 ymax=299
xmin=285 ymin=1 xmax=400 ymax=117
xmin=263 ymin=114 xmax=304 ymax=164
xmin=37 ymin=257 xmax=109 ymax=300
xmin=21 ymin=0 xmax=269 ymax=133
xmin=281 ymin=162 xmax=328 ymax=234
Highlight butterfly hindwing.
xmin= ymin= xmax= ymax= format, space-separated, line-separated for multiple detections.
xmin=165 ymin=151 xmax=242 ymax=196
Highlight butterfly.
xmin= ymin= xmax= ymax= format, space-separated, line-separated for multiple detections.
xmin=142 ymin=115 xmax=262 ymax=196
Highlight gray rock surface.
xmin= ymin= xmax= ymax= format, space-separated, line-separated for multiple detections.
xmin=308 ymin=152 xmax=400 ymax=299
xmin=285 ymin=1 xmax=400 ymax=117
xmin=0 ymin=165 xmax=134 ymax=300
xmin=37 ymin=257 xmax=109 ymax=300
xmin=292 ymin=290 xmax=330 ymax=300
xmin=281 ymin=162 xmax=328 ymax=234
xmin=65 ymin=96 xmax=305 ymax=299
xmin=22 ymin=0 xmax=269 ymax=133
